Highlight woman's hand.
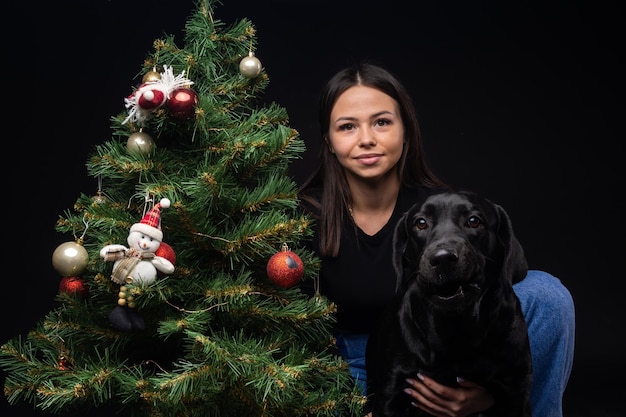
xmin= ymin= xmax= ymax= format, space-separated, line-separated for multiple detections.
xmin=403 ymin=373 xmax=494 ymax=417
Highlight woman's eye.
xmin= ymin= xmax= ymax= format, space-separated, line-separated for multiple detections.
xmin=467 ymin=215 xmax=482 ymax=228
xmin=375 ymin=119 xmax=390 ymax=127
xmin=338 ymin=123 xmax=355 ymax=131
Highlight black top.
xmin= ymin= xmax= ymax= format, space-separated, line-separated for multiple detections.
xmin=301 ymin=185 xmax=444 ymax=333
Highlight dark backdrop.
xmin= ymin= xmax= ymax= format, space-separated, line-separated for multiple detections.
xmin=3 ymin=1 xmax=624 ymax=416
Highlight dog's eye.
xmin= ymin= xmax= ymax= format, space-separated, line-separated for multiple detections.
xmin=467 ymin=215 xmax=482 ymax=228
xmin=415 ymin=217 xmax=428 ymax=230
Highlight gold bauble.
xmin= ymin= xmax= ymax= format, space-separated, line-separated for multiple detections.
xmin=52 ymin=241 xmax=89 ymax=277
xmin=91 ymin=191 xmax=108 ymax=205
xmin=142 ymin=70 xmax=161 ymax=83
xmin=127 ymin=131 xmax=155 ymax=154
xmin=239 ymin=52 xmax=262 ymax=78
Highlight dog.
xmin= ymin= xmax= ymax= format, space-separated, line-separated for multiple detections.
xmin=366 ymin=190 xmax=532 ymax=417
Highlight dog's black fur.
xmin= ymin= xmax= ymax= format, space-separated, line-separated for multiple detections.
xmin=366 ymin=190 xmax=532 ymax=417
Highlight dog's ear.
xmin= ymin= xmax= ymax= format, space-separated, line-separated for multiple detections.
xmin=495 ymin=204 xmax=528 ymax=284
xmin=392 ymin=210 xmax=412 ymax=294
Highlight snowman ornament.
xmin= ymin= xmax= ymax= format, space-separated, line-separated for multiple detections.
xmin=100 ymin=198 xmax=175 ymax=331
xmin=100 ymin=198 xmax=175 ymax=286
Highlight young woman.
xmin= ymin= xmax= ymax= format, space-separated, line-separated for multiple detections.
xmin=298 ymin=62 xmax=575 ymax=417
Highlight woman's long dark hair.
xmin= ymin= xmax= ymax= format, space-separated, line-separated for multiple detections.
xmin=298 ymin=62 xmax=443 ymax=256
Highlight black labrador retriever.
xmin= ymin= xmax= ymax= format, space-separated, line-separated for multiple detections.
xmin=366 ymin=190 xmax=532 ymax=417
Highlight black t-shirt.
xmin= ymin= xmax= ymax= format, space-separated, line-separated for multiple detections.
xmin=301 ymin=185 xmax=443 ymax=333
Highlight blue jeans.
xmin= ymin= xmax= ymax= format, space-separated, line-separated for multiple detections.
xmin=334 ymin=270 xmax=575 ymax=417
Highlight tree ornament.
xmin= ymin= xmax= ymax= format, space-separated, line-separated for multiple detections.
xmin=117 ymin=285 xmax=136 ymax=308
xmin=91 ymin=175 xmax=109 ymax=205
xmin=91 ymin=189 xmax=108 ymax=205
xmin=126 ymin=131 xmax=155 ymax=154
xmin=100 ymin=197 xmax=174 ymax=331
xmin=136 ymin=84 xmax=167 ymax=110
xmin=155 ymin=241 xmax=176 ymax=264
xmin=266 ymin=243 xmax=304 ymax=288
xmin=155 ymin=241 xmax=176 ymax=276
xmin=57 ymin=342 xmax=72 ymax=370
xmin=123 ymin=64 xmax=195 ymax=126
xmin=58 ymin=354 xmax=71 ymax=371
xmin=52 ymin=239 xmax=89 ymax=277
xmin=142 ymin=69 xmax=161 ymax=83
xmin=239 ymin=51 xmax=262 ymax=78
xmin=108 ymin=305 xmax=145 ymax=332
xmin=167 ymin=87 xmax=198 ymax=119
xmin=100 ymin=197 xmax=174 ymax=286
xmin=59 ymin=276 xmax=88 ymax=298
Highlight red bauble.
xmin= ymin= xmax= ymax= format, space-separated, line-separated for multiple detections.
xmin=155 ymin=241 xmax=176 ymax=277
xmin=156 ymin=242 xmax=176 ymax=264
xmin=59 ymin=276 xmax=88 ymax=298
xmin=266 ymin=246 xmax=304 ymax=288
xmin=167 ymin=87 xmax=198 ymax=119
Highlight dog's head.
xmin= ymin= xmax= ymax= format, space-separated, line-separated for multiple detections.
xmin=393 ymin=190 xmax=527 ymax=310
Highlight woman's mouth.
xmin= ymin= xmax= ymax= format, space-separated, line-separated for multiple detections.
xmin=355 ymin=154 xmax=382 ymax=165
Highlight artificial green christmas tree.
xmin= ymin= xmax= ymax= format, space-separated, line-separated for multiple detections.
xmin=0 ymin=1 xmax=365 ymax=415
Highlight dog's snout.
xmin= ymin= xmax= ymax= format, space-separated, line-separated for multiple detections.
xmin=430 ymin=248 xmax=459 ymax=267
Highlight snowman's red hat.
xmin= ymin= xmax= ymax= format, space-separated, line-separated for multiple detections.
xmin=130 ymin=198 xmax=170 ymax=241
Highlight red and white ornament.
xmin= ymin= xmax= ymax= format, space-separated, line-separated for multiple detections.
xmin=266 ymin=243 xmax=304 ymax=288
xmin=135 ymin=83 xmax=167 ymax=110
xmin=122 ymin=65 xmax=195 ymax=126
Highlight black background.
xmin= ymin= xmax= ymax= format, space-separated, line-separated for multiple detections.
xmin=3 ymin=1 xmax=624 ymax=415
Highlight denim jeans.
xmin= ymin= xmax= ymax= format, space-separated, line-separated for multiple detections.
xmin=334 ymin=270 xmax=575 ymax=417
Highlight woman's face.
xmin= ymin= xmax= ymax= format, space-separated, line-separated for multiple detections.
xmin=327 ymin=85 xmax=404 ymax=184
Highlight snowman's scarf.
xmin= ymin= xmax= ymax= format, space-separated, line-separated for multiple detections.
xmin=111 ymin=248 xmax=155 ymax=284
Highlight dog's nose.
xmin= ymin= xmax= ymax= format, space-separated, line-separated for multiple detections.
xmin=431 ymin=249 xmax=459 ymax=267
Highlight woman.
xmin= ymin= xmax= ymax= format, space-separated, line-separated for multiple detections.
xmin=298 ymin=62 xmax=575 ymax=416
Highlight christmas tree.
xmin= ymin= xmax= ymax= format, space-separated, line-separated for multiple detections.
xmin=0 ymin=1 xmax=365 ymax=415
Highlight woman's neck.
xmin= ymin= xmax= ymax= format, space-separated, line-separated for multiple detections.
xmin=347 ymin=174 xmax=401 ymax=236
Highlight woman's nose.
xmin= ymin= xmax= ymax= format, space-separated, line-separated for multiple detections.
xmin=358 ymin=128 xmax=376 ymax=146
